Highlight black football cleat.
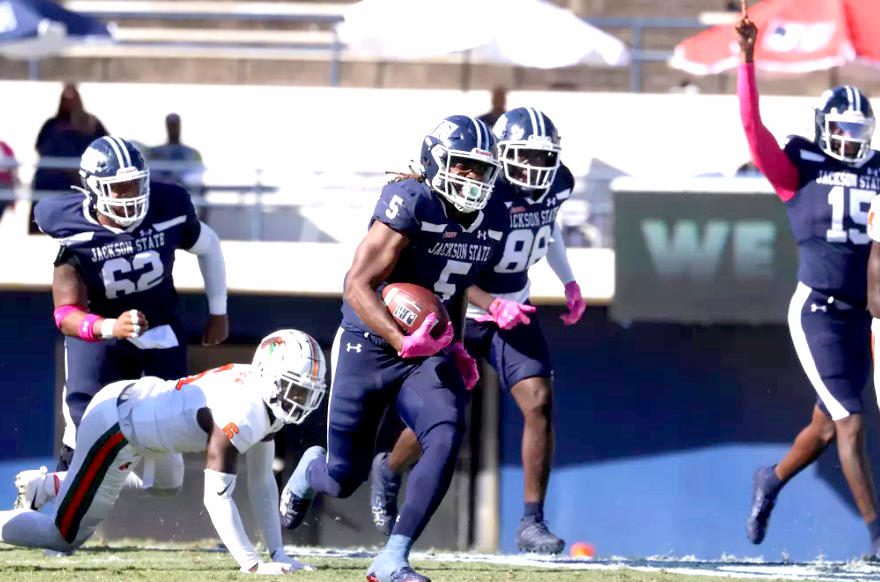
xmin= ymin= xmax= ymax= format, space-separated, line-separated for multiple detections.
xmin=279 ymin=446 xmax=324 ymax=529
xmin=516 ymin=517 xmax=565 ymax=554
xmin=370 ymin=453 xmax=402 ymax=536
xmin=367 ymin=566 xmax=431 ymax=582
xmin=869 ymin=538 xmax=880 ymax=562
xmin=746 ymin=465 xmax=779 ymax=544
xmin=279 ymin=488 xmax=312 ymax=530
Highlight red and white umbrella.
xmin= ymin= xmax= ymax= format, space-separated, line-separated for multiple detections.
xmin=670 ymin=0 xmax=880 ymax=75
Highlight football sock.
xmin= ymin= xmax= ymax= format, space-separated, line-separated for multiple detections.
xmin=369 ymin=534 xmax=413 ymax=578
xmin=761 ymin=464 xmax=784 ymax=496
xmin=393 ymin=422 xmax=461 ymax=540
xmin=377 ymin=454 xmax=398 ymax=485
xmin=523 ymin=502 xmax=543 ymax=522
xmin=302 ymin=447 xmax=343 ymax=498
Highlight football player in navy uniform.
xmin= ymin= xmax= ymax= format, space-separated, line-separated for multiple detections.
xmin=279 ymin=115 xmax=507 ymax=582
xmin=369 ymin=108 xmax=584 ymax=554
xmin=32 ymin=136 xmax=228 ymax=474
xmin=738 ymin=18 xmax=880 ymax=556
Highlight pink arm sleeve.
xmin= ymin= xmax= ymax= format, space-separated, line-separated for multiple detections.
xmin=737 ymin=63 xmax=799 ymax=202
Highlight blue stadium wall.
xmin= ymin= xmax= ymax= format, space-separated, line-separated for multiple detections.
xmin=0 ymin=291 xmax=875 ymax=559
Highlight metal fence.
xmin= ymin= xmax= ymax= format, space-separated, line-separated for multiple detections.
xmin=2 ymin=157 xmax=616 ymax=246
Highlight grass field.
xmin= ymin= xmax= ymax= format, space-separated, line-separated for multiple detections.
xmin=0 ymin=541 xmax=876 ymax=582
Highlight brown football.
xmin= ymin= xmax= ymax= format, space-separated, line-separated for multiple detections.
xmin=381 ymin=283 xmax=450 ymax=339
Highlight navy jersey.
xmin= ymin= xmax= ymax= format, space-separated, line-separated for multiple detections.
xmin=341 ymin=179 xmax=508 ymax=334
xmin=35 ymin=182 xmax=201 ymax=324
xmin=472 ymin=164 xmax=574 ymax=296
xmin=782 ymin=136 xmax=880 ymax=302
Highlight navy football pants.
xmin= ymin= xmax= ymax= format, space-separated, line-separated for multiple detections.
xmin=465 ymin=312 xmax=553 ymax=390
xmin=307 ymin=326 xmax=467 ymax=541
xmin=788 ymin=283 xmax=871 ymax=420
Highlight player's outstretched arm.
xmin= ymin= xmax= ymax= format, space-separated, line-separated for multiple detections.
xmin=735 ymin=16 xmax=799 ymax=201
xmin=202 ymin=415 xmax=281 ymax=574
xmin=52 ymin=263 xmax=147 ymax=340
xmin=245 ymin=441 xmax=314 ymax=571
xmin=185 ymin=222 xmax=229 ymax=346
xmin=345 ymin=221 xmax=410 ymax=353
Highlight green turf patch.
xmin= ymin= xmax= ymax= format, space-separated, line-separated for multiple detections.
xmin=0 ymin=542 xmax=831 ymax=582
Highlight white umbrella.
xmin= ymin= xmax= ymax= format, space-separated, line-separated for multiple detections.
xmin=0 ymin=0 xmax=111 ymax=60
xmin=337 ymin=0 xmax=629 ymax=68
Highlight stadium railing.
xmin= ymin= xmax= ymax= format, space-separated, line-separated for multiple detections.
xmin=0 ymin=157 xmax=615 ymax=247
xmin=52 ymin=1 xmax=720 ymax=92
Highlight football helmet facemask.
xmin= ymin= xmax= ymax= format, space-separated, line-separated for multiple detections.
xmin=814 ymin=85 xmax=876 ymax=164
xmin=420 ymin=115 xmax=500 ymax=213
xmin=79 ymin=136 xmax=150 ymax=227
xmin=494 ymin=107 xmax=561 ymax=193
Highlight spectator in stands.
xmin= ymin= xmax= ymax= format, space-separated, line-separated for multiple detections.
xmin=0 ymin=140 xmax=18 ymax=218
xmin=34 ymin=84 xmax=107 ymax=195
xmin=0 ymin=140 xmax=18 ymax=190
xmin=150 ymin=113 xmax=205 ymax=196
xmin=478 ymin=86 xmax=508 ymax=128
xmin=32 ymin=84 xmax=107 ymax=232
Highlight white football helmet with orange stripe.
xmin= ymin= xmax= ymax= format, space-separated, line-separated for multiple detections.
xmin=252 ymin=330 xmax=327 ymax=425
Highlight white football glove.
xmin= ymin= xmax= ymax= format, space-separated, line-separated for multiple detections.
xmin=270 ymin=550 xmax=316 ymax=572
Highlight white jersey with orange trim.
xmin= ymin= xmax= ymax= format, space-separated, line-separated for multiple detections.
xmin=119 ymin=364 xmax=283 ymax=456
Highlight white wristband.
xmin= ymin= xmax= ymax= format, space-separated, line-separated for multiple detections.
xmin=100 ymin=318 xmax=116 ymax=339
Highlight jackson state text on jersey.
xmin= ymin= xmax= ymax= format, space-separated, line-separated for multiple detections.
xmin=782 ymin=136 xmax=880 ymax=301
xmin=472 ymin=164 xmax=574 ymax=298
xmin=34 ymin=182 xmax=201 ymax=324
xmin=340 ymin=178 xmax=508 ymax=334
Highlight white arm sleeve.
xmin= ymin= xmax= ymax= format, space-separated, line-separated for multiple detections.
xmin=203 ymin=469 xmax=260 ymax=571
xmin=187 ymin=222 xmax=228 ymax=315
xmin=245 ymin=440 xmax=284 ymax=559
xmin=545 ymin=221 xmax=575 ymax=285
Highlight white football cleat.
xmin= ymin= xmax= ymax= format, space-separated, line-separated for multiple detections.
xmin=14 ymin=466 xmax=52 ymax=510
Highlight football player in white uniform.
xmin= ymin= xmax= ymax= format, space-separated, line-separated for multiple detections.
xmin=1 ymin=329 xmax=326 ymax=574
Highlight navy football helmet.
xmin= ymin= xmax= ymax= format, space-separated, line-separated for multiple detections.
xmin=493 ymin=107 xmax=561 ymax=193
xmin=814 ymin=86 xmax=876 ymax=164
xmin=420 ymin=115 xmax=500 ymax=213
xmin=79 ymin=136 xmax=150 ymax=227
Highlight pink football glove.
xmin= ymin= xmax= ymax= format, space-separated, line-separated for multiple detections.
xmin=398 ymin=313 xmax=453 ymax=358
xmin=560 ymin=281 xmax=585 ymax=325
xmin=475 ymin=298 xmax=536 ymax=330
xmin=446 ymin=340 xmax=479 ymax=390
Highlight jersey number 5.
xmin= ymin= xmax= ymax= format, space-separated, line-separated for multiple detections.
xmin=101 ymin=250 xmax=164 ymax=299
xmin=435 ymin=259 xmax=471 ymax=301
xmin=826 ymin=186 xmax=873 ymax=245
xmin=385 ymin=195 xmax=404 ymax=220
